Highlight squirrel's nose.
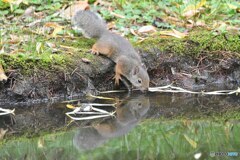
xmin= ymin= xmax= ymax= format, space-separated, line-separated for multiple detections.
xmin=140 ymin=87 xmax=148 ymax=93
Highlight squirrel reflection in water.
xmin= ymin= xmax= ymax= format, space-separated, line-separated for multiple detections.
xmin=73 ymin=95 xmax=150 ymax=151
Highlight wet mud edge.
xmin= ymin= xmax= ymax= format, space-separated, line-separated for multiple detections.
xmin=0 ymin=47 xmax=240 ymax=104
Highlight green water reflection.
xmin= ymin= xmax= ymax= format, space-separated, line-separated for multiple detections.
xmin=0 ymin=93 xmax=240 ymax=159
xmin=1 ymin=119 xmax=239 ymax=159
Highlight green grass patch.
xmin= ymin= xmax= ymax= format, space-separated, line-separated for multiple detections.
xmin=136 ymin=29 xmax=240 ymax=57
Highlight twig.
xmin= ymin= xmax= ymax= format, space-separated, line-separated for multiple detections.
xmin=0 ymin=108 xmax=15 ymax=116
xmin=148 ymin=85 xmax=240 ymax=95
xmin=65 ymin=103 xmax=116 ymax=121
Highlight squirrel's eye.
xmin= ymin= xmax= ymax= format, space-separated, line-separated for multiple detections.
xmin=138 ymin=79 xmax=142 ymax=84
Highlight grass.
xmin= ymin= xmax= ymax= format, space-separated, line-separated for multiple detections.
xmin=135 ymin=29 xmax=240 ymax=57
xmin=0 ymin=0 xmax=239 ymax=73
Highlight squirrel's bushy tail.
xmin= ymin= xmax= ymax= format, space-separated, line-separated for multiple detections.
xmin=72 ymin=10 xmax=107 ymax=38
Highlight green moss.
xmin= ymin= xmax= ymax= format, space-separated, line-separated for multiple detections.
xmin=0 ymin=34 xmax=97 ymax=75
xmin=135 ymin=29 xmax=240 ymax=58
xmin=0 ymin=53 xmax=67 ymax=75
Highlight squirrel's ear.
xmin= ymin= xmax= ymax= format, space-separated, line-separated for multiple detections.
xmin=133 ymin=66 xmax=140 ymax=75
xmin=142 ymin=63 xmax=148 ymax=71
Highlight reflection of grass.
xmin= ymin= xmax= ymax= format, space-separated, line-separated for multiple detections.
xmin=0 ymin=119 xmax=239 ymax=159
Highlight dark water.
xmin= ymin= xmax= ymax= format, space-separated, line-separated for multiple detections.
xmin=0 ymin=92 xmax=240 ymax=160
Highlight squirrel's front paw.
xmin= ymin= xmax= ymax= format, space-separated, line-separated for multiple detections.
xmin=113 ymin=74 xmax=121 ymax=86
xmin=90 ymin=49 xmax=99 ymax=55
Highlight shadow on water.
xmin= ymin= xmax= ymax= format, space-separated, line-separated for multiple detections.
xmin=0 ymin=92 xmax=240 ymax=159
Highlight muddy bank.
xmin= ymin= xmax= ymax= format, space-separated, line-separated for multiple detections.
xmin=142 ymin=49 xmax=240 ymax=89
xmin=0 ymin=32 xmax=240 ymax=103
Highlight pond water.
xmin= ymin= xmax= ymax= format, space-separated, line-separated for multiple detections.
xmin=0 ymin=92 xmax=240 ymax=159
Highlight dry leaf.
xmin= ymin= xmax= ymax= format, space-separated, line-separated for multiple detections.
xmin=66 ymin=104 xmax=76 ymax=109
xmin=110 ymin=12 xmax=125 ymax=19
xmin=0 ymin=128 xmax=8 ymax=140
xmin=183 ymin=0 xmax=206 ymax=12
xmin=81 ymin=58 xmax=91 ymax=63
xmin=183 ymin=9 xmax=199 ymax=18
xmin=172 ymin=29 xmax=188 ymax=37
xmin=0 ymin=65 xmax=8 ymax=81
xmin=2 ymin=0 xmax=13 ymax=2
xmin=9 ymin=34 xmax=20 ymax=44
xmin=107 ymin=21 xmax=116 ymax=30
xmin=138 ymin=25 xmax=156 ymax=34
xmin=159 ymin=29 xmax=187 ymax=38
xmin=44 ymin=22 xmax=64 ymax=37
xmin=2 ymin=0 xmax=23 ymax=5
xmin=9 ymin=49 xmax=25 ymax=54
xmin=46 ymin=42 xmax=56 ymax=48
xmin=130 ymin=28 xmax=139 ymax=36
xmin=195 ymin=20 xmax=206 ymax=27
xmin=183 ymin=0 xmax=206 ymax=18
xmin=60 ymin=0 xmax=90 ymax=20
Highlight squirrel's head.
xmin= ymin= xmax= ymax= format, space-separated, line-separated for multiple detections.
xmin=130 ymin=64 xmax=149 ymax=92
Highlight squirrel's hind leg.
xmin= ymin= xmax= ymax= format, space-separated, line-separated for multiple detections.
xmin=91 ymin=41 xmax=113 ymax=57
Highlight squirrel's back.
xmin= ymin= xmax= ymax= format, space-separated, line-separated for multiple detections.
xmin=72 ymin=10 xmax=107 ymax=38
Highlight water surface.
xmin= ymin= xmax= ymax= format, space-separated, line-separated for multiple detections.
xmin=0 ymin=92 xmax=239 ymax=159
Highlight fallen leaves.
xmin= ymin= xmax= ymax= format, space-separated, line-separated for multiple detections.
xmin=2 ymin=0 xmax=23 ymax=5
xmin=138 ymin=25 xmax=157 ymax=34
xmin=9 ymin=34 xmax=21 ymax=44
xmin=110 ymin=12 xmax=125 ymax=19
xmin=44 ymin=22 xmax=64 ymax=37
xmin=183 ymin=0 xmax=206 ymax=18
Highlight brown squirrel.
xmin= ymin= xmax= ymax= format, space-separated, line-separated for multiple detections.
xmin=72 ymin=10 xmax=149 ymax=91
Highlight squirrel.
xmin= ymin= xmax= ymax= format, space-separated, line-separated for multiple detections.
xmin=72 ymin=10 xmax=149 ymax=91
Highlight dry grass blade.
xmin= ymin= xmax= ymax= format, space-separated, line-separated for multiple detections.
xmin=149 ymin=85 xmax=240 ymax=95
xmin=87 ymin=103 xmax=116 ymax=107
xmin=62 ymin=99 xmax=81 ymax=103
xmin=87 ymin=93 xmax=115 ymax=100
xmin=0 ymin=108 xmax=15 ymax=116
xmin=99 ymin=90 xmax=127 ymax=94
xmin=69 ymin=111 xmax=107 ymax=115
xmin=66 ymin=114 xmax=113 ymax=121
